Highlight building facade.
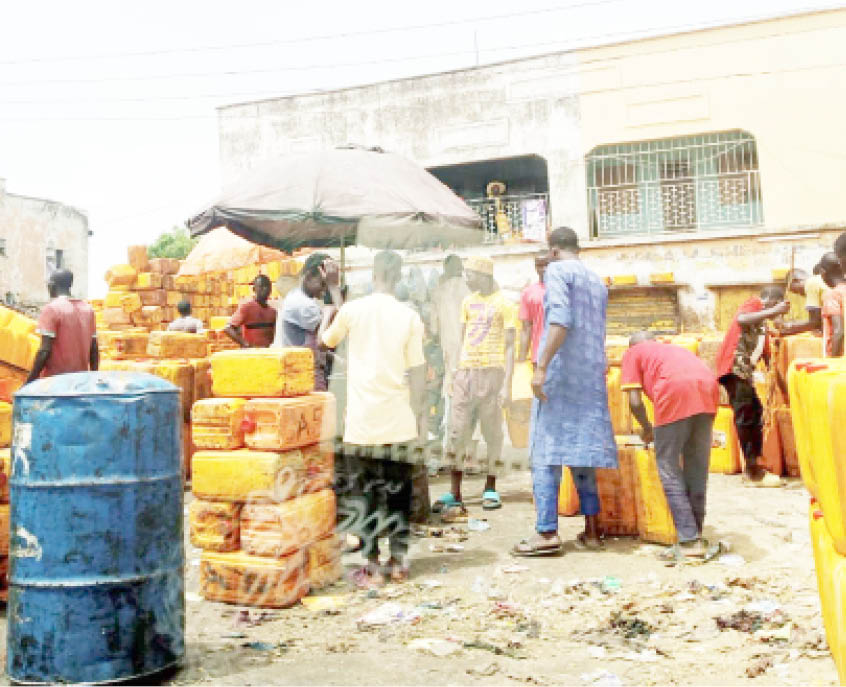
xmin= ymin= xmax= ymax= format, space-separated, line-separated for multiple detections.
xmin=217 ymin=8 xmax=846 ymax=331
xmin=0 ymin=178 xmax=89 ymax=307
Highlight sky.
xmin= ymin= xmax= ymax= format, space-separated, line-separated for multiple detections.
xmin=0 ymin=0 xmax=842 ymax=297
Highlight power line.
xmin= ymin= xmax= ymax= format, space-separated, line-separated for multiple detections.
xmin=0 ymin=2 xmax=840 ymax=89
xmin=0 ymin=0 xmax=625 ymax=67
xmin=0 ymin=17 xmax=842 ymax=108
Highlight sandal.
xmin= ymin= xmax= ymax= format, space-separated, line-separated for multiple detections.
xmin=574 ymin=532 xmax=605 ymax=551
xmin=482 ymin=489 xmax=502 ymax=511
xmin=511 ymin=537 xmax=563 ymax=557
xmin=350 ymin=566 xmax=385 ymax=590
xmin=431 ymin=493 xmax=459 ymax=514
xmin=658 ymin=545 xmax=682 ymax=564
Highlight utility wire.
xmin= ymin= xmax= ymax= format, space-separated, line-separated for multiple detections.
xmin=0 ymin=2 xmax=839 ymax=88
xmin=0 ymin=0 xmax=626 ymax=66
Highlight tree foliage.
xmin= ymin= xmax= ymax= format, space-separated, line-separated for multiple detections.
xmin=147 ymin=226 xmax=197 ymax=259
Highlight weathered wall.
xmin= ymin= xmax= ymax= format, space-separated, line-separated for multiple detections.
xmin=0 ymin=178 xmax=89 ymax=305
xmin=218 ymin=52 xmax=586 ymax=231
xmin=217 ymin=8 xmax=846 ymax=330
xmin=336 ymin=223 xmax=840 ymax=331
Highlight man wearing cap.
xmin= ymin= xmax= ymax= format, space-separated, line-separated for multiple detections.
xmin=433 ymin=255 xmax=516 ymax=516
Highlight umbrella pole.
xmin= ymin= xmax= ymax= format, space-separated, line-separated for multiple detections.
xmin=340 ymin=237 xmax=346 ymax=287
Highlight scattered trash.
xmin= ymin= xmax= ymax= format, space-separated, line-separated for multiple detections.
xmin=408 ymin=637 xmax=462 ymax=657
xmin=587 ymin=645 xmax=607 ymax=659
xmin=241 ymin=641 xmax=276 ymax=652
xmin=502 ymin=564 xmax=530 ymax=574
xmin=518 ymin=619 xmax=541 ymax=638
xmin=468 ymin=518 xmax=491 ymax=532
xmin=757 ymin=621 xmax=793 ymax=643
xmin=601 ymin=576 xmax=622 ymax=594
xmin=620 ymin=649 xmax=660 ymax=663
xmin=429 ymin=543 xmax=465 ymax=553
xmin=745 ymin=656 xmax=773 ymax=678
xmin=421 ymin=579 xmax=444 ymax=589
xmin=467 ymin=662 xmax=499 ymax=677
xmin=580 ymin=669 xmax=622 ymax=686
xmin=357 ymin=603 xmax=421 ymax=627
xmin=221 ymin=632 xmax=247 ymax=639
xmin=301 ymin=595 xmax=349 ymax=612
xmin=718 ymin=554 xmax=746 ymax=568
xmin=715 ymin=610 xmax=764 ymax=633
xmin=745 ymin=600 xmax=780 ymax=615
xmin=464 ymin=640 xmax=526 ymax=659
xmin=610 ymin=612 xmax=652 ymax=639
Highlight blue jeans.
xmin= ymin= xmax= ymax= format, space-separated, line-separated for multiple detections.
xmin=532 ymin=464 xmax=599 ymax=532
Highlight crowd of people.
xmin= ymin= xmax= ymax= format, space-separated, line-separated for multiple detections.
xmin=24 ymin=227 xmax=846 ymax=587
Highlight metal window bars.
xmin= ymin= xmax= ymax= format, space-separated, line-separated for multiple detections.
xmin=466 ymin=192 xmax=550 ymax=243
xmin=586 ymin=131 xmax=763 ymax=238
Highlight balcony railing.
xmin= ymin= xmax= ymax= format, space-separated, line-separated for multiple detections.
xmin=466 ymin=193 xmax=549 ymax=243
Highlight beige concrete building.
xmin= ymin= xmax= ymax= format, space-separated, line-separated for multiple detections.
xmin=0 ymin=178 xmax=89 ymax=307
xmin=217 ymin=7 xmax=846 ymax=331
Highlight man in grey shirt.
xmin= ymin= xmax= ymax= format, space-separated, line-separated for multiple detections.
xmin=168 ymin=300 xmax=204 ymax=333
xmin=273 ymin=253 xmax=342 ymax=390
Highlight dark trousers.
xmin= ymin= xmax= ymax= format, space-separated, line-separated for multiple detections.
xmin=335 ymin=445 xmax=413 ymax=561
xmin=720 ymin=374 xmax=762 ymax=469
xmin=654 ymin=413 xmax=714 ymax=542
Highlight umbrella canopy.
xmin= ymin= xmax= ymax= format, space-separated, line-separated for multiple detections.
xmin=177 ymin=227 xmax=287 ymax=276
xmin=187 ymin=146 xmax=484 ymax=251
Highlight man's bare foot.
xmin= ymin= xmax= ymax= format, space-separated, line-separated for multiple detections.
xmin=386 ymin=557 xmax=409 ymax=583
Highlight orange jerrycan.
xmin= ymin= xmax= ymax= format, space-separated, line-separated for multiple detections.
xmin=786 ymin=360 xmax=846 ymax=497
xmin=709 ymin=406 xmax=741 ymax=474
xmin=809 ymin=504 xmax=846 ymax=683
xmin=557 ymin=467 xmax=580 ymax=516
xmin=634 ymin=448 xmax=677 ymax=545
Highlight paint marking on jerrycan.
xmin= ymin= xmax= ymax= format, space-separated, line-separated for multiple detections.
xmin=7 ymin=371 xmax=185 ymax=685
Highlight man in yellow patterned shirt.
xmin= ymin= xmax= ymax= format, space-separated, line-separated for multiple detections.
xmin=433 ymin=256 xmax=516 ymax=515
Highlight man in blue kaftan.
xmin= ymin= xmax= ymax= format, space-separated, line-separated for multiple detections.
xmin=512 ymin=227 xmax=617 ymax=556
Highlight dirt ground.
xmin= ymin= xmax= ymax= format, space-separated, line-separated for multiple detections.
xmin=162 ymin=448 xmax=837 ymax=687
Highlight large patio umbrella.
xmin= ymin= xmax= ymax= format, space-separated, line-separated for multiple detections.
xmin=186 ymin=146 xmax=484 ymax=253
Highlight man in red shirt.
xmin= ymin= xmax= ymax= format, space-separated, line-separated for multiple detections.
xmin=27 ymin=269 xmax=98 ymax=383
xmin=621 ymin=331 xmax=719 ymax=558
xmin=714 ymin=286 xmax=789 ymax=483
xmin=225 ymin=274 xmax=277 ymax=348
xmin=518 ymin=254 xmax=548 ymax=363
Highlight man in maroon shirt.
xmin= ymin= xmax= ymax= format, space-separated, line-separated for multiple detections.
xmin=518 ymin=253 xmax=548 ymax=363
xmin=225 ymin=274 xmax=277 ymax=348
xmin=621 ymin=331 xmax=719 ymax=559
xmin=27 ymin=269 xmax=98 ymax=383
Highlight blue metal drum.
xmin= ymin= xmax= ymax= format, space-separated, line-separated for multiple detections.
xmin=7 ymin=372 xmax=185 ymax=684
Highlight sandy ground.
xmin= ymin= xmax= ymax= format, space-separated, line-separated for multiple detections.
xmin=162 ymin=451 xmax=837 ymax=687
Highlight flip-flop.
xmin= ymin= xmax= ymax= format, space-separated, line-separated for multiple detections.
xmin=431 ymin=493 xmax=459 ymax=514
xmin=510 ymin=538 xmax=563 ymax=557
xmin=482 ymin=489 xmax=502 ymax=510
xmin=574 ymin=532 xmax=605 ymax=551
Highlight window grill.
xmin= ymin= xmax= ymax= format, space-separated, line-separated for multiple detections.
xmin=466 ymin=192 xmax=550 ymax=243
xmin=586 ymin=131 xmax=763 ymax=237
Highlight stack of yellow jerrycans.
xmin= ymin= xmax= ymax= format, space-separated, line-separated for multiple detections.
xmin=189 ymin=347 xmax=340 ymax=608
xmin=788 ymin=357 xmax=846 ymax=681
